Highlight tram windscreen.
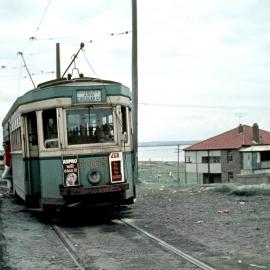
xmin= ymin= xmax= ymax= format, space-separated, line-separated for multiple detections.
xmin=67 ymin=108 xmax=114 ymax=145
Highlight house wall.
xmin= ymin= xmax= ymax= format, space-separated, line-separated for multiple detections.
xmin=185 ymin=149 xmax=243 ymax=184
xmin=185 ymin=150 xmax=222 ymax=184
xmin=185 ymin=150 xmax=221 ymax=173
xmin=220 ymin=150 xmax=241 ymax=182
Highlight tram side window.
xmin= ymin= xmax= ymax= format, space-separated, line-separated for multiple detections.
xmin=67 ymin=108 xmax=114 ymax=145
xmin=121 ymin=106 xmax=128 ymax=143
xmin=28 ymin=112 xmax=38 ymax=146
xmin=11 ymin=128 xmax=22 ymax=151
xmin=43 ymin=109 xmax=59 ymax=148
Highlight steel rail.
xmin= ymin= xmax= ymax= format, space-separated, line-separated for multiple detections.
xmin=119 ymin=218 xmax=216 ymax=270
xmin=52 ymin=225 xmax=86 ymax=270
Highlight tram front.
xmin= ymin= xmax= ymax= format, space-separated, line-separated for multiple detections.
xmin=36 ymin=79 xmax=136 ymax=209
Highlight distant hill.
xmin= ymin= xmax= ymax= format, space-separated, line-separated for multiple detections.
xmin=138 ymin=141 xmax=199 ymax=147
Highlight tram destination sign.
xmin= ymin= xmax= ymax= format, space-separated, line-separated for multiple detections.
xmin=109 ymin=152 xmax=125 ymax=183
xmin=76 ymin=89 xmax=102 ymax=103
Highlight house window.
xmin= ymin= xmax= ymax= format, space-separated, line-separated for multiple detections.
xmin=202 ymin=157 xmax=209 ymax=163
xmin=185 ymin=156 xmax=191 ymax=163
xmin=261 ymin=151 xmax=270 ymax=161
xmin=209 ymin=156 xmax=221 ymax=163
xmin=227 ymin=150 xmax=233 ymax=162
xmin=228 ymin=172 xmax=233 ymax=182
xmin=202 ymin=156 xmax=220 ymax=163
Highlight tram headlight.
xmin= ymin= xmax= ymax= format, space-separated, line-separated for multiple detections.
xmin=88 ymin=169 xmax=101 ymax=184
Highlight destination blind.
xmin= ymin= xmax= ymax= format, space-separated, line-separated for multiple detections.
xmin=76 ymin=89 xmax=102 ymax=103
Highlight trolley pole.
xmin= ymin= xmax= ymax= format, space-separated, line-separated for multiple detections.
xmin=132 ymin=0 xmax=138 ymax=181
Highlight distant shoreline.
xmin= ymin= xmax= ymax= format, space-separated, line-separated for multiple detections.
xmin=138 ymin=141 xmax=198 ymax=147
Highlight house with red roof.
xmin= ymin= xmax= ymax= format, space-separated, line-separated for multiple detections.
xmin=184 ymin=123 xmax=270 ymax=184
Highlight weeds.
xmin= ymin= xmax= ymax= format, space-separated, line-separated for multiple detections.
xmin=213 ymin=184 xmax=270 ymax=196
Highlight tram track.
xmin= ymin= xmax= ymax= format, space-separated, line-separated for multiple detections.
xmin=52 ymin=224 xmax=86 ymax=270
xmin=51 ymin=218 xmax=216 ymax=270
xmin=119 ymin=218 xmax=216 ymax=270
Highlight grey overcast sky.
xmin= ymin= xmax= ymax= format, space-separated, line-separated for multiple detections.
xmin=1 ymin=0 xmax=270 ymax=143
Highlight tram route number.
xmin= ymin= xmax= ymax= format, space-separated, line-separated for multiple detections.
xmin=111 ymin=152 xmax=120 ymax=158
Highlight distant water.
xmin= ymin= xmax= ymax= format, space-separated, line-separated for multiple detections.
xmin=138 ymin=145 xmax=189 ymax=162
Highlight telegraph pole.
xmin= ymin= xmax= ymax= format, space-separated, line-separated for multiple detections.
xmin=56 ymin=43 xmax=61 ymax=79
xmin=177 ymin=145 xmax=180 ymax=184
xmin=132 ymin=0 xmax=138 ymax=182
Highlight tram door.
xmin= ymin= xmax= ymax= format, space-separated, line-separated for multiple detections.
xmin=24 ymin=112 xmax=41 ymax=207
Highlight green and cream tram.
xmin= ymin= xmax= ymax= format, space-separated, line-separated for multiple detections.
xmin=2 ymin=77 xmax=136 ymax=210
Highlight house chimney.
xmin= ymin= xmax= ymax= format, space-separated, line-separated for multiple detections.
xmin=238 ymin=124 xmax=243 ymax=134
xmin=253 ymin=123 xmax=259 ymax=143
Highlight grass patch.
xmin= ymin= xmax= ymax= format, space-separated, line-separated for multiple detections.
xmin=213 ymin=184 xmax=270 ymax=196
xmin=213 ymin=184 xmax=236 ymax=194
xmin=138 ymin=161 xmax=184 ymax=187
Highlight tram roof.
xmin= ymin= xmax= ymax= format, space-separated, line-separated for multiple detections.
xmin=2 ymin=77 xmax=131 ymax=125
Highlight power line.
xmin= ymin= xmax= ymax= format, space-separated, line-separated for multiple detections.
xmin=1 ymin=30 xmax=131 ymax=71
xmin=34 ymin=0 xmax=53 ymax=38
xmin=139 ymin=102 xmax=270 ymax=111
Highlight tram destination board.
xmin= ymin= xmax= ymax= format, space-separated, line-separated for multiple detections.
xmin=109 ymin=152 xmax=125 ymax=183
xmin=76 ymin=89 xmax=102 ymax=103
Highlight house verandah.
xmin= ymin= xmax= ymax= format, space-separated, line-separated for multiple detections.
xmin=238 ymin=145 xmax=270 ymax=185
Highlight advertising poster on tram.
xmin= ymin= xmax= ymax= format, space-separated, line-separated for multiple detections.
xmin=62 ymin=156 xmax=80 ymax=187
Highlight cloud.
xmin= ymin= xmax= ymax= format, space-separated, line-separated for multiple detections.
xmin=1 ymin=0 xmax=270 ymax=144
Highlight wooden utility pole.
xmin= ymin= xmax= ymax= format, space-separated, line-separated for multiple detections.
xmin=56 ymin=43 xmax=61 ymax=79
xmin=177 ymin=145 xmax=180 ymax=184
xmin=132 ymin=0 xmax=138 ymax=181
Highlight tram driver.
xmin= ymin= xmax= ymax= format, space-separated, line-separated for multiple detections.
xmin=43 ymin=109 xmax=59 ymax=148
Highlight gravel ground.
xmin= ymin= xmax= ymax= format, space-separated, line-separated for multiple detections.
xmin=1 ymin=179 xmax=270 ymax=269
xmin=0 ymin=192 xmax=79 ymax=270
xmin=131 ymin=183 xmax=270 ymax=270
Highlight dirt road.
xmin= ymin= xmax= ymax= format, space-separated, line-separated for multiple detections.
xmin=0 ymin=183 xmax=270 ymax=269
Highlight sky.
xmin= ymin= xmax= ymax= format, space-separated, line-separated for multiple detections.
xmin=1 ymin=0 xmax=270 ymax=143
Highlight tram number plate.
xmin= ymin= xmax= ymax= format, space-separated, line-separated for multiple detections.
xmin=77 ymin=90 xmax=102 ymax=103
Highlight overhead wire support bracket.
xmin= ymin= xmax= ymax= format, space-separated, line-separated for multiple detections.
xmin=62 ymin=42 xmax=85 ymax=78
xmin=17 ymin=51 xmax=36 ymax=88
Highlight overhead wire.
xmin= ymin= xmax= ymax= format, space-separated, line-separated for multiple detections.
xmin=34 ymin=0 xmax=53 ymax=38
xmin=0 ymin=0 xmax=52 ymax=72
xmin=1 ymin=30 xmax=131 ymax=72
xmin=139 ymin=102 xmax=270 ymax=112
